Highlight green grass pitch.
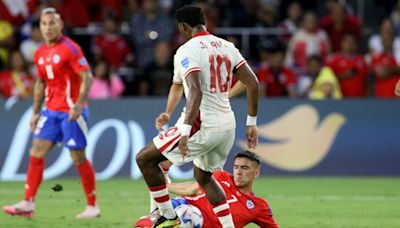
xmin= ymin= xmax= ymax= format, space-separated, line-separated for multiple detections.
xmin=0 ymin=177 xmax=399 ymax=228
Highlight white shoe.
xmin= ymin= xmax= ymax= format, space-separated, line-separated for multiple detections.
xmin=76 ymin=205 xmax=101 ymax=219
xmin=3 ymin=200 xmax=36 ymax=218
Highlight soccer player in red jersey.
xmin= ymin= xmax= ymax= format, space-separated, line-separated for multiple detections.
xmin=135 ymin=151 xmax=279 ymax=228
xmin=326 ymin=33 xmax=369 ymax=97
xmin=2 ymin=8 xmax=100 ymax=219
xmin=371 ymin=31 xmax=400 ymax=98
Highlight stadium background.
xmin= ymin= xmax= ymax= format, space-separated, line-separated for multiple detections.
xmin=0 ymin=0 xmax=400 ymax=227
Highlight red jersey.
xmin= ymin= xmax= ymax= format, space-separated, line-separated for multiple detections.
xmin=257 ymin=64 xmax=296 ymax=97
xmin=0 ymin=70 xmax=34 ymax=98
xmin=326 ymin=53 xmax=368 ymax=97
xmin=371 ymin=53 xmax=400 ymax=98
xmin=184 ymin=171 xmax=278 ymax=228
xmin=34 ymin=35 xmax=90 ymax=112
xmin=93 ymin=34 xmax=131 ymax=68
xmin=320 ymin=15 xmax=362 ymax=52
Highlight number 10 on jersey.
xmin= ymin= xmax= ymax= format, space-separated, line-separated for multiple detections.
xmin=209 ymin=54 xmax=232 ymax=93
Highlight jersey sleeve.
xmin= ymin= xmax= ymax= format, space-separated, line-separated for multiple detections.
xmin=173 ymin=47 xmax=201 ymax=80
xmin=33 ymin=50 xmax=45 ymax=79
xmin=67 ymin=43 xmax=90 ymax=74
xmin=213 ymin=171 xmax=232 ymax=182
xmin=230 ymin=43 xmax=246 ymax=71
xmin=253 ymin=199 xmax=279 ymax=228
xmin=172 ymin=53 xmax=183 ymax=84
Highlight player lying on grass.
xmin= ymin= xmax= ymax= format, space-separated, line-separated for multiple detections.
xmin=135 ymin=151 xmax=279 ymax=228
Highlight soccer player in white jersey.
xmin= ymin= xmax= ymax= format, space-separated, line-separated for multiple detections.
xmin=135 ymin=5 xmax=260 ymax=228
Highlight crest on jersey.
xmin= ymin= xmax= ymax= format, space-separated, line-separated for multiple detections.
xmin=79 ymin=57 xmax=87 ymax=66
xmin=53 ymin=54 xmax=60 ymax=64
xmin=181 ymin=57 xmax=189 ymax=69
xmin=38 ymin=57 xmax=44 ymax=65
xmin=246 ymin=199 xmax=255 ymax=209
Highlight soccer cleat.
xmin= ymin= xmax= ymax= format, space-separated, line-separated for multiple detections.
xmin=152 ymin=215 xmax=180 ymax=228
xmin=3 ymin=200 xmax=36 ymax=218
xmin=76 ymin=205 xmax=101 ymax=219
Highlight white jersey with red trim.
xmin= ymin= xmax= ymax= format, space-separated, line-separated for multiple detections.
xmin=173 ymin=31 xmax=246 ymax=132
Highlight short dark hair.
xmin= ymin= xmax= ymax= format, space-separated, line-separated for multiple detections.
xmin=234 ymin=151 xmax=261 ymax=167
xmin=175 ymin=5 xmax=205 ymax=27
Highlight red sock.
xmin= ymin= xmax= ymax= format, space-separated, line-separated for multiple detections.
xmin=24 ymin=156 xmax=45 ymax=201
xmin=76 ymin=160 xmax=96 ymax=206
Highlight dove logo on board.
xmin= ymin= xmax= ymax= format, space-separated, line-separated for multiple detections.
xmin=238 ymin=104 xmax=346 ymax=172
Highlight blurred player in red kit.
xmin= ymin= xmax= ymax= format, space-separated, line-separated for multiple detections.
xmin=3 ymin=7 xmax=100 ymax=219
xmin=135 ymin=5 xmax=260 ymax=228
xmin=135 ymin=151 xmax=279 ymax=228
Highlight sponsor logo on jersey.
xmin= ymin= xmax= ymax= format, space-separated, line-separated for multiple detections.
xmin=79 ymin=57 xmax=88 ymax=66
xmin=38 ymin=57 xmax=44 ymax=65
xmin=246 ymin=199 xmax=255 ymax=209
xmin=53 ymin=54 xmax=61 ymax=64
xmin=181 ymin=57 xmax=189 ymax=69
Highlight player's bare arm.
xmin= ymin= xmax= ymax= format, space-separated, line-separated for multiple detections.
xmin=69 ymin=70 xmax=93 ymax=121
xmin=228 ymin=81 xmax=246 ymax=99
xmin=30 ymin=78 xmax=46 ymax=132
xmin=155 ymin=83 xmax=184 ymax=130
xmin=375 ymin=65 xmax=400 ymax=79
xmin=167 ymin=181 xmax=201 ymax=196
xmin=395 ymin=79 xmax=400 ymax=96
xmin=235 ymin=64 xmax=260 ymax=149
xmin=179 ymin=72 xmax=202 ymax=156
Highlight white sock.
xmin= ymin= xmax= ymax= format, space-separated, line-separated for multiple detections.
xmin=149 ymin=184 xmax=175 ymax=219
xmin=213 ymin=201 xmax=235 ymax=228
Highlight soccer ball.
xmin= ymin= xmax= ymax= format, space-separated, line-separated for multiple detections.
xmin=175 ymin=204 xmax=203 ymax=228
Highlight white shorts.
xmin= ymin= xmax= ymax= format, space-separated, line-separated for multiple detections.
xmin=153 ymin=126 xmax=235 ymax=172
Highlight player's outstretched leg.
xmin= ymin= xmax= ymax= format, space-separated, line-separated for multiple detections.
xmin=70 ymin=149 xmax=100 ymax=219
xmin=136 ymin=143 xmax=179 ymax=228
xmin=3 ymin=139 xmax=53 ymax=218
xmin=194 ymin=166 xmax=235 ymax=228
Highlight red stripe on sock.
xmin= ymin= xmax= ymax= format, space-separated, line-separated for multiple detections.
xmin=24 ymin=156 xmax=45 ymax=201
xmin=149 ymin=184 xmax=167 ymax=192
xmin=77 ymin=160 xmax=96 ymax=206
xmin=154 ymin=194 xmax=170 ymax=203
xmin=216 ymin=209 xmax=231 ymax=217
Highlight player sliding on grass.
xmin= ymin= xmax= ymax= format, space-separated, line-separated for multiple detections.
xmin=3 ymin=7 xmax=100 ymax=219
xmin=135 ymin=151 xmax=279 ymax=228
xmin=135 ymin=5 xmax=260 ymax=228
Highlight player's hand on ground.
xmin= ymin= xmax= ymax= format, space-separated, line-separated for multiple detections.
xmin=30 ymin=113 xmax=40 ymax=132
xmin=178 ymin=136 xmax=190 ymax=157
xmin=395 ymin=79 xmax=400 ymax=96
xmin=246 ymin=125 xmax=258 ymax=149
xmin=155 ymin=113 xmax=170 ymax=130
xmin=69 ymin=105 xmax=83 ymax=121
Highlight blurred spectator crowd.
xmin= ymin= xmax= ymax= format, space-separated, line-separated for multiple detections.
xmin=0 ymin=0 xmax=400 ymax=100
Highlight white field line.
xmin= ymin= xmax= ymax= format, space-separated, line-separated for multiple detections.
xmin=1 ymin=189 xmax=399 ymax=202
xmin=266 ymin=194 xmax=400 ymax=202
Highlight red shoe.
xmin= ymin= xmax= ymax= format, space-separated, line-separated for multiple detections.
xmin=3 ymin=200 xmax=36 ymax=218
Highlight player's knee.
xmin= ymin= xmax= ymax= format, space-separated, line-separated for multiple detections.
xmin=135 ymin=149 xmax=147 ymax=168
xmin=29 ymin=145 xmax=47 ymax=158
xmin=70 ymin=149 xmax=87 ymax=165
